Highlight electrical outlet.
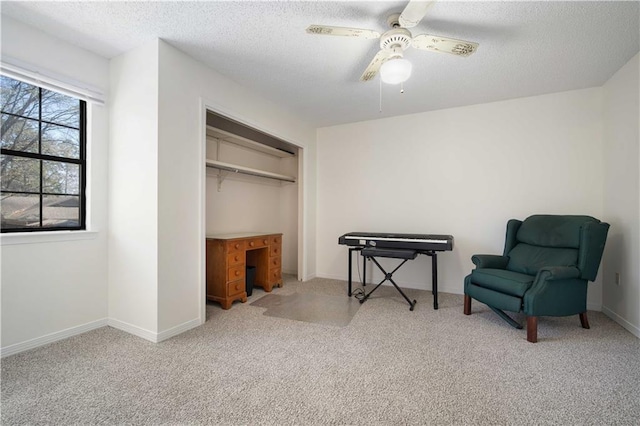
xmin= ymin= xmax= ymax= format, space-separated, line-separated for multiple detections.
xmin=615 ymin=272 xmax=621 ymax=286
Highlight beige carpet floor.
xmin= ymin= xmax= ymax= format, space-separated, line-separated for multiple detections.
xmin=2 ymin=275 xmax=639 ymax=425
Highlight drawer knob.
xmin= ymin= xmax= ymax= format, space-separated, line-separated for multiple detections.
xmin=235 ymin=255 xmax=239 ymax=262
xmin=263 ymin=239 xmax=268 ymax=244
xmin=250 ymin=241 xmax=254 ymax=247
xmin=274 ymin=248 xmax=279 ymax=254
xmin=235 ymin=270 xmax=240 ymax=276
xmin=235 ymin=244 xmax=240 ymax=249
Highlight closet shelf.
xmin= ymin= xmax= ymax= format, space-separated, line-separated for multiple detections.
xmin=206 ymin=126 xmax=295 ymax=158
xmin=206 ymin=159 xmax=296 ymax=183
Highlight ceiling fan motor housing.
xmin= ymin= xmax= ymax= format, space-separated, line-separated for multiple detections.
xmin=380 ymin=28 xmax=412 ymax=51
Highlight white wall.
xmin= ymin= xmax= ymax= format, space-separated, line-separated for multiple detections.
xmin=0 ymin=16 xmax=110 ymax=354
xmin=155 ymin=40 xmax=316 ymax=334
xmin=108 ymin=40 xmax=160 ymax=337
xmin=107 ymin=39 xmax=316 ymax=339
xmin=602 ymin=53 xmax=640 ymax=337
xmin=316 ymin=88 xmax=605 ymax=309
xmin=301 ymin=140 xmax=317 ymax=279
xmin=279 ymin=154 xmax=300 ymax=275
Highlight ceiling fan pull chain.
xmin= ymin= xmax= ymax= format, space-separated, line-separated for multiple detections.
xmin=401 ymin=82 xmax=404 ymax=94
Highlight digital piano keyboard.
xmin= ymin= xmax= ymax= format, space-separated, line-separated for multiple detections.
xmin=338 ymin=232 xmax=454 ymax=252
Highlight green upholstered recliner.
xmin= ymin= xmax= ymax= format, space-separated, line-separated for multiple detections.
xmin=463 ymin=215 xmax=609 ymax=343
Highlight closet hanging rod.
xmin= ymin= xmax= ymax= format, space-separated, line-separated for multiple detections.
xmin=205 ymin=159 xmax=296 ymax=183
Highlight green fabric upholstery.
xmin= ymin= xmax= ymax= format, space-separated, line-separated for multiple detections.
xmin=503 ymin=219 xmax=522 ymax=255
xmin=469 ymin=269 xmax=533 ymax=298
xmin=464 ymin=215 xmax=609 ymax=323
xmin=506 ymin=244 xmax=578 ymax=276
xmin=579 ymin=221 xmax=611 ymax=281
xmin=524 ymin=275 xmax=587 ymax=316
xmin=465 ymin=278 xmax=523 ymax=313
xmin=471 ymin=254 xmax=509 ymax=269
xmin=516 ymin=215 xmax=598 ymax=248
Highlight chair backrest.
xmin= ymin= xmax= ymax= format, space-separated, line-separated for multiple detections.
xmin=503 ymin=215 xmax=609 ymax=281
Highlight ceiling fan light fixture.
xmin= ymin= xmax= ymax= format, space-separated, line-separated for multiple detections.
xmin=380 ymin=58 xmax=412 ymax=84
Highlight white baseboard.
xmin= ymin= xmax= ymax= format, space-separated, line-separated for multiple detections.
xmin=156 ymin=318 xmax=203 ymax=342
xmin=1 ymin=316 xmax=205 ymax=358
xmin=107 ymin=318 xmax=158 ymax=342
xmin=315 ymin=273 xmax=345 ymax=281
xmin=602 ymin=306 xmax=640 ymax=338
xmin=587 ymin=302 xmax=602 ymax=312
xmin=1 ymin=318 xmax=108 ymax=358
xmin=107 ymin=317 xmax=204 ymax=343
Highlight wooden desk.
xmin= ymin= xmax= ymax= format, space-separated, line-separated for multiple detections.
xmin=206 ymin=232 xmax=282 ymax=309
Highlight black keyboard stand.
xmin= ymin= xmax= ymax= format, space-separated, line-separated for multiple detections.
xmin=360 ymin=248 xmax=418 ymax=311
xmin=347 ymin=247 xmax=363 ymax=297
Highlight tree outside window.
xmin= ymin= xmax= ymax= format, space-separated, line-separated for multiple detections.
xmin=1 ymin=75 xmax=86 ymax=232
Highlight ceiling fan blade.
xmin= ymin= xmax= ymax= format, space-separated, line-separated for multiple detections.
xmin=360 ymin=50 xmax=390 ymax=82
xmin=412 ymin=34 xmax=479 ymax=57
xmin=399 ymin=0 xmax=437 ymax=28
xmin=306 ymin=25 xmax=380 ymax=40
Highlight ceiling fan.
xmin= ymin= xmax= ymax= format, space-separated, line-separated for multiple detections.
xmin=306 ymin=0 xmax=478 ymax=84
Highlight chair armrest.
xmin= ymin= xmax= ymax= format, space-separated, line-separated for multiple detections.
xmin=471 ymin=254 xmax=509 ymax=269
xmin=536 ymin=266 xmax=581 ymax=281
xmin=524 ymin=266 xmax=584 ymax=316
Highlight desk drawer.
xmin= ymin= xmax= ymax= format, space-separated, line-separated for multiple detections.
xmin=227 ymin=252 xmax=244 ymax=266
xmin=226 ymin=240 xmax=245 ymax=254
xmin=228 ymin=264 xmax=245 ymax=282
xmin=247 ymin=237 xmax=268 ymax=249
xmin=267 ymin=267 xmax=281 ymax=285
xmin=227 ymin=279 xmax=245 ymax=297
xmin=269 ymin=244 xmax=281 ymax=257
xmin=269 ymin=256 xmax=281 ymax=269
xmin=269 ymin=235 xmax=281 ymax=245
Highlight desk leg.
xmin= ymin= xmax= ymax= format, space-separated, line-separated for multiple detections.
xmin=432 ymin=252 xmax=439 ymax=310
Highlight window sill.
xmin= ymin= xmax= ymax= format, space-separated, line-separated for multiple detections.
xmin=0 ymin=230 xmax=99 ymax=246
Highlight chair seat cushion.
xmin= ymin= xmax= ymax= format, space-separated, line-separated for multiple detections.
xmin=470 ymin=268 xmax=534 ymax=298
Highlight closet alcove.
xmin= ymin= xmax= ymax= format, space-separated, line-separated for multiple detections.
xmin=205 ymin=110 xmax=301 ymax=288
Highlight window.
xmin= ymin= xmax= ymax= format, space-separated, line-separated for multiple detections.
xmin=1 ymin=75 xmax=86 ymax=232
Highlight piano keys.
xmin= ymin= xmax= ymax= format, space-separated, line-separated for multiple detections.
xmin=338 ymin=232 xmax=454 ymax=252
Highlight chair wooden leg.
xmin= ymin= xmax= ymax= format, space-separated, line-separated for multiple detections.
xmin=579 ymin=312 xmax=590 ymax=329
xmin=463 ymin=294 xmax=471 ymax=315
xmin=527 ymin=316 xmax=538 ymax=343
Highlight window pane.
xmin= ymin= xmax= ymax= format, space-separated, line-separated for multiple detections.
xmin=43 ymin=195 xmax=79 ymax=227
xmin=41 ymin=89 xmax=79 ymax=128
xmin=43 ymin=160 xmax=79 ymax=195
xmin=1 ymin=77 xmax=85 ymax=233
xmin=1 ymin=114 xmax=39 ymax=153
xmin=42 ymin=123 xmax=79 ymax=158
xmin=0 ymin=76 xmax=39 ymax=119
xmin=0 ymin=155 xmax=40 ymax=192
xmin=1 ymin=192 xmax=40 ymax=229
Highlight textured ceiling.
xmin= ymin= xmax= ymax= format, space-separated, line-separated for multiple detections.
xmin=2 ymin=1 xmax=639 ymax=128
